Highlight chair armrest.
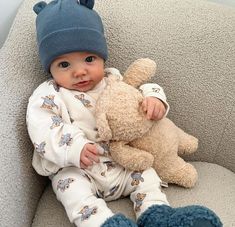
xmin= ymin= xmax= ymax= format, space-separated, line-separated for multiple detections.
xmin=0 ymin=0 xmax=48 ymax=225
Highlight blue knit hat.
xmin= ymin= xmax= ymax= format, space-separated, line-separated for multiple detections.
xmin=33 ymin=0 xmax=108 ymax=72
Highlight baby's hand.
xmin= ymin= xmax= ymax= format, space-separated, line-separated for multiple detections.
xmin=142 ymin=97 xmax=166 ymax=120
xmin=80 ymin=143 xmax=100 ymax=169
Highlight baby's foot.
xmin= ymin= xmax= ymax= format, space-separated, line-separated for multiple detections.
xmin=137 ymin=204 xmax=222 ymax=227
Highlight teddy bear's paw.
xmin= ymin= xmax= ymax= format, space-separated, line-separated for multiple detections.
xmin=124 ymin=152 xmax=154 ymax=171
xmin=134 ymin=153 xmax=154 ymax=171
xmin=166 ymin=163 xmax=198 ymax=188
xmin=178 ymin=135 xmax=198 ymax=156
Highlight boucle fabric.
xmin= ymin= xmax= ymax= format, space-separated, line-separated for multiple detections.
xmin=0 ymin=0 xmax=234 ymax=226
xmin=32 ymin=162 xmax=235 ymax=227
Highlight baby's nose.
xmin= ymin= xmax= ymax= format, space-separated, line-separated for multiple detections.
xmin=73 ymin=66 xmax=86 ymax=77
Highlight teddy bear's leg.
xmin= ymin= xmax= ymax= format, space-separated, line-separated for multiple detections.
xmin=160 ymin=157 xmax=198 ymax=188
xmin=109 ymin=141 xmax=154 ymax=171
xmin=177 ymin=127 xmax=198 ymax=155
xmin=130 ymin=119 xmax=198 ymax=188
xmin=150 ymin=152 xmax=198 ymax=188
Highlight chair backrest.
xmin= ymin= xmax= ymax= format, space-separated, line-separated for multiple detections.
xmin=0 ymin=0 xmax=234 ymax=226
xmin=95 ymin=0 xmax=235 ymax=172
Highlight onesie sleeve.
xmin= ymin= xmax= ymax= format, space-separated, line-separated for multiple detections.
xmin=139 ymin=83 xmax=170 ymax=117
xmin=26 ymin=82 xmax=92 ymax=170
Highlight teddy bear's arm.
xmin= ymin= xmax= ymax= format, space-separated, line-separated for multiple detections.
xmin=109 ymin=141 xmax=154 ymax=171
xmin=96 ymin=113 xmax=112 ymax=141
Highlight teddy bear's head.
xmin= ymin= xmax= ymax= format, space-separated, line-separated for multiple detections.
xmin=95 ymin=58 xmax=156 ymax=142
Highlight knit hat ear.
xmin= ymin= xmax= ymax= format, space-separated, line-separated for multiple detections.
xmin=33 ymin=1 xmax=47 ymax=15
xmin=79 ymin=0 xmax=94 ymax=9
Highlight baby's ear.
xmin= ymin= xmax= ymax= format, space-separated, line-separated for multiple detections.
xmin=33 ymin=1 xmax=47 ymax=15
xmin=80 ymin=0 xmax=95 ymax=9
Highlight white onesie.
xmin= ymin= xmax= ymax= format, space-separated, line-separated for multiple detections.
xmin=26 ymin=69 xmax=169 ymax=227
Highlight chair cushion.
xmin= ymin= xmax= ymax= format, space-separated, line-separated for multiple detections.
xmin=32 ymin=162 xmax=235 ymax=227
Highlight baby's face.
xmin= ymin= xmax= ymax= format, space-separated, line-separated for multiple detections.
xmin=50 ymin=51 xmax=105 ymax=92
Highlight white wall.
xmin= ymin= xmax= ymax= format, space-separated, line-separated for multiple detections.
xmin=0 ymin=0 xmax=23 ymax=48
xmin=209 ymin=0 xmax=235 ymax=7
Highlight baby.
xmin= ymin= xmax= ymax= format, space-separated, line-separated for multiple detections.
xmin=27 ymin=0 xmax=222 ymax=226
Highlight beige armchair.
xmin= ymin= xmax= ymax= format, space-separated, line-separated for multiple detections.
xmin=0 ymin=0 xmax=234 ymax=226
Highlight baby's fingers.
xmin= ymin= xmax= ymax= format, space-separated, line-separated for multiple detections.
xmin=87 ymin=152 xmax=100 ymax=163
xmin=141 ymin=98 xmax=148 ymax=112
xmin=146 ymin=104 xmax=155 ymax=120
xmin=81 ymin=156 xmax=93 ymax=167
xmin=80 ymin=162 xmax=88 ymax=169
xmin=156 ymin=108 xmax=165 ymax=120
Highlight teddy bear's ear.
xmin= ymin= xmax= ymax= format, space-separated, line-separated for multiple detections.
xmin=96 ymin=113 xmax=113 ymax=141
xmin=123 ymin=58 xmax=157 ymax=88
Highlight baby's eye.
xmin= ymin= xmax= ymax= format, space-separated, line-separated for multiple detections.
xmin=58 ymin=61 xmax=70 ymax=68
xmin=85 ymin=56 xmax=95 ymax=63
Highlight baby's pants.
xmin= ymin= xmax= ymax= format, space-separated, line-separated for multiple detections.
xmin=51 ymin=159 xmax=169 ymax=227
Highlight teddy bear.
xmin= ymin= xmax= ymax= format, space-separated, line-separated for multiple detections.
xmin=95 ymin=58 xmax=198 ymax=188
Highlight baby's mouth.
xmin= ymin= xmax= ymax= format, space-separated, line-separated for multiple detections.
xmin=77 ymin=81 xmax=88 ymax=84
xmin=73 ymin=80 xmax=90 ymax=87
